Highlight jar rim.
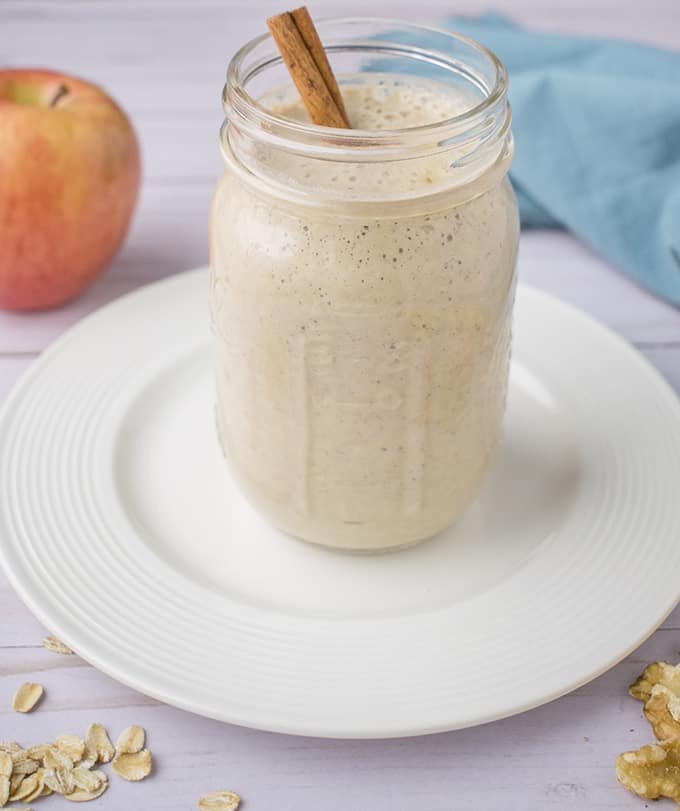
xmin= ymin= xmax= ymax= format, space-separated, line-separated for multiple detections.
xmin=224 ymin=16 xmax=509 ymax=155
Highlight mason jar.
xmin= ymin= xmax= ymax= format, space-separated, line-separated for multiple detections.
xmin=210 ymin=19 xmax=519 ymax=551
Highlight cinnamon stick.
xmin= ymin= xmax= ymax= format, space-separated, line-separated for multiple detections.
xmin=267 ymin=7 xmax=350 ymax=129
xmin=290 ymin=6 xmax=350 ymax=127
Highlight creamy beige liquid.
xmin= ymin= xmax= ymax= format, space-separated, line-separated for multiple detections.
xmin=210 ymin=76 xmax=519 ymax=550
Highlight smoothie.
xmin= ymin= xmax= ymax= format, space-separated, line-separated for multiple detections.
xmin=210 ymin=75 xmax=518 ymax=550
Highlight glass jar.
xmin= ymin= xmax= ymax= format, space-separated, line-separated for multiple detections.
xmin=210 ymin=19 xmax=519 ymax=551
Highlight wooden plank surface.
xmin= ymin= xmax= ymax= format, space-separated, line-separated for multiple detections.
xmin=1 ymin=1 xmax=679 ymax=809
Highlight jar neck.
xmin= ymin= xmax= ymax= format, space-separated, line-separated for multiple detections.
xmin=221 ymin=18 xmax=513 ymax=213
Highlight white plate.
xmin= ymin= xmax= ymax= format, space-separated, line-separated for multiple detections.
xmin=1 ymin=268 xmax=679 ymax=738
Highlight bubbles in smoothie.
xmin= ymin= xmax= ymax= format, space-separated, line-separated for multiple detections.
xmin=266 ymin=73 xmax=474 ymax=130
xmin=256 ymin=75 xmax=483 ymax=199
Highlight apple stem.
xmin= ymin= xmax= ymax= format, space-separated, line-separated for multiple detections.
xmin=50 ymin=84 xmax=70 ymax=108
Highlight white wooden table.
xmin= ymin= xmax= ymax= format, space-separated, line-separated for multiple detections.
xmin=1 ymin=1 xmax=679 ymax=808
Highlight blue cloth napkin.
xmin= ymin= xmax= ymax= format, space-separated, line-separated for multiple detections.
xmin=441 ymin=15 xmax=680 ymax=305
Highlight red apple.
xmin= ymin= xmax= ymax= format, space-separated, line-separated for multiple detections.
xmin=0 ymin=69 xmax=141 ymax=310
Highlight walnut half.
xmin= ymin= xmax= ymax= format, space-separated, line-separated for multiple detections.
xmin=616 ymin=737 xmax=680 ymax=803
